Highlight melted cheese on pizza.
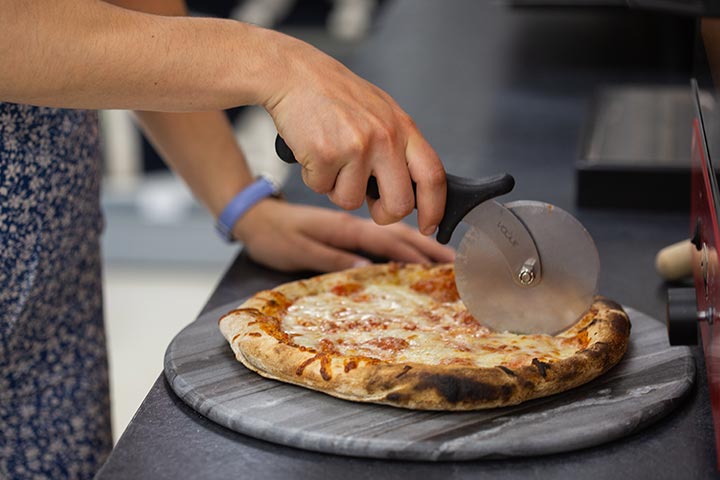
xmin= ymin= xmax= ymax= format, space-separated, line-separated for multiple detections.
xmin=282 ymin=282 xmax=589 ymax=369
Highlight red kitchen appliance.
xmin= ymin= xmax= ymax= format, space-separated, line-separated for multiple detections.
xmin=666 ymin=45 xmax=720 ymax=466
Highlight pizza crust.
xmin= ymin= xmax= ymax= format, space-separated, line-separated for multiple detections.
xmin=219 ymin=264 xmax=630 ymax=411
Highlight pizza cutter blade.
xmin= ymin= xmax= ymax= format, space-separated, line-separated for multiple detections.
xmin=454 ymin=200 xmax=600 ymax=334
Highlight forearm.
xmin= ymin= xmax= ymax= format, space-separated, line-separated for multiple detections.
xmin=134 ymin=110 xmax=253 ymax=217
xmin=93 ymin=0 xmax=251 ymax=216
xmin=2 ymin=0 xmax=448 ymax=234
xmin=0 ymin=0 xmax=292 ymax=110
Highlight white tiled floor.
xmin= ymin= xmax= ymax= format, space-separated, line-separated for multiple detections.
xmin=102 ymin=264 xmax=225 ymax=442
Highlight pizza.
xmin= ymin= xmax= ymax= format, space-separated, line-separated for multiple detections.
xmin=218 ymin=263 xmax=630 ymax=410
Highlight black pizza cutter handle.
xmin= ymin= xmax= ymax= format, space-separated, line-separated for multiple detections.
xmin=275 ymin=135 xmax=514 ymax=245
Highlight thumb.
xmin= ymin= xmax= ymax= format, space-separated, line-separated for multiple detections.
xmin=296 ymin=235 xmax=371 ymax=272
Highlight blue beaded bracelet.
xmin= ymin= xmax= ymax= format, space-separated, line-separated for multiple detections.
xmin=215 ymin=176 xmax=279 ymax=242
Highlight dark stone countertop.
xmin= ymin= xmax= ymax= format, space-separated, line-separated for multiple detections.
xmin=96 ymin=1 xmax=718 ymax=478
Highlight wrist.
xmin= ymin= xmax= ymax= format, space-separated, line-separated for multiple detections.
xmin=215 ymin=176 xmax=280 ymax=242
xmin=248 ymin=27 xmax=298 ymax=110
xmin=231 ymin=196 xmax=278 ymax=245
xmin=256 ymin=30 xmax=318 ymax=113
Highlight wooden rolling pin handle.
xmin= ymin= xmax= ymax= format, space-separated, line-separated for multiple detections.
xmin=655 ymin=239 xmax=693 ymax=281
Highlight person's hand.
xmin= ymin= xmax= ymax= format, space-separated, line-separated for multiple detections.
xmin=261 ymin=37 xmax=446 ymax=236
xmin=233 ymin=199 xmax=455 ymax=272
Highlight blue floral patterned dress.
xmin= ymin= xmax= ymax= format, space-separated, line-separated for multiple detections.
xmin=0 ymin=102 xmax=112 ymax=479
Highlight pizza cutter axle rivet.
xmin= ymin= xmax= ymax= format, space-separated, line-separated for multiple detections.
xmin=518 ymin=266 xmax=535 ymax=285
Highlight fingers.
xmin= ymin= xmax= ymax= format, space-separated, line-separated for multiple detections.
xmin=406 ymin=134 xmax=446 ymax=235
xmin=307 ymin=213 xmax=454 ymax=265
xmin=328 ymin=162 xmax=371 ymax=211
xmin=241 ymin=201 xmax=454 ymax=273
xmin=366 ymin=151 xmax=415 ymax=225
xmin=293 ymin=233 xmax=371 ymax=272
xmin=298 ymin=143 xmax=342 ymax=194
xmin=353 ymin=222 xmax=454 ymax=264
xmin=384 ymin=223 xmax=456 ymax=263
xmin=288 ymin=129 xmax=359 ymax=195
xmin=300 ymin=164 xmax=337 ymax=195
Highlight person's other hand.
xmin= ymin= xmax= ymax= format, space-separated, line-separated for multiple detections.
xmin=233 ymin=199 xmax=455 ymax=272
xmin=262 ymin=38 xmax=445 ymax=236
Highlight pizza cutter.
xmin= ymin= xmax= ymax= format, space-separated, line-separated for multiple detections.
xmin=274 ymin=136 xmax=599 ymax=334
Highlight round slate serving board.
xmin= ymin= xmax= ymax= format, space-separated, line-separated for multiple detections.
xmin=164 ymin=302 xmax=695 ymax=461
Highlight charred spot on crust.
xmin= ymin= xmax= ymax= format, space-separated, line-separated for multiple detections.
xmin=498 ymin=366 xmax=516 ymax=377
xmin=396 ymin=365 xmax=412 ymax=378
xmin=556 ymin=362 xmax=581 ymax=382
xmin=385 ymin=392 xmax=408 ymax=403
xmin=581 ymin=341 xmax=610 ymax=360
xmin=367 ymin=373 xmax=401 ymax=393
xmin=594 ymin=297 xmax=624 ymax=312
xmin=532 ymin=358 xmax=551 ymax=378
xmin=414 ymin=373 xmax=515 ymax=404
xmin=608 ymin=312 xmax=631 ymax=337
